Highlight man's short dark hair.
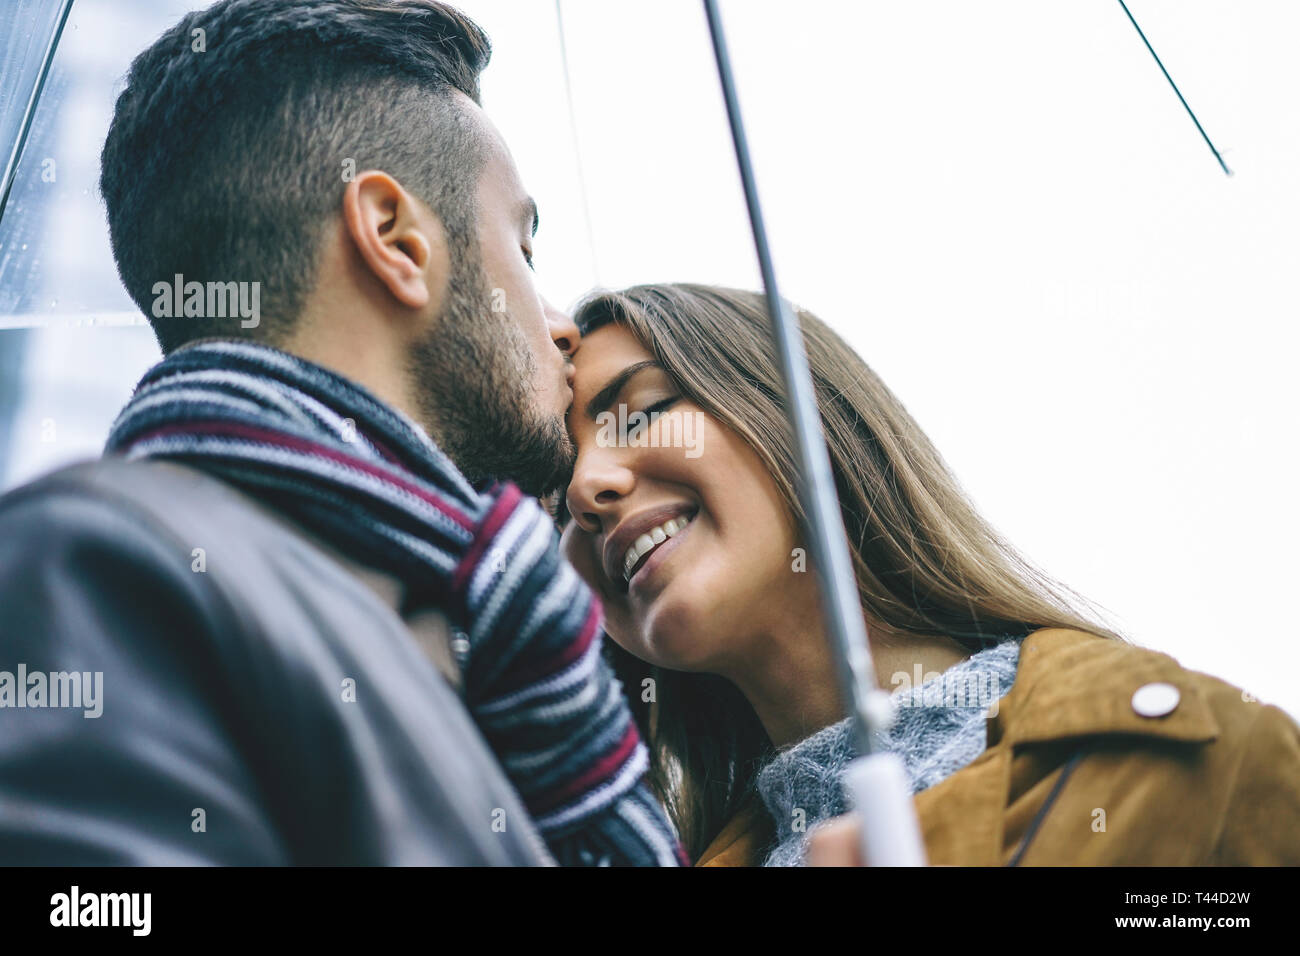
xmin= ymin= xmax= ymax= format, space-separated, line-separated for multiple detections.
xmin=100 ymin=0 xmax=492 ymax=352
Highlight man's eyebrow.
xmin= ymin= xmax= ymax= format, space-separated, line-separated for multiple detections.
xmin=584 ymin=361 xmax=660 ymax=420
xmin=520 ymin=196 xmax=539 ymax=237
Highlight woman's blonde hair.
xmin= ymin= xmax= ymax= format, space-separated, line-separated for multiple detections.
xmin=571 ymin=282 xmax=1126 ymax=861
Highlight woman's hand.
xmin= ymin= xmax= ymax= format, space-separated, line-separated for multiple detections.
xmin=806 ymin=814 xmax=865 ymax=866
xmin=808 ymin=814 xmax=947 ymax=866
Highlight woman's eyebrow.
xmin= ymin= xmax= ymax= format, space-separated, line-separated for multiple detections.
xmin=584 ymin=360 xmax=660 ymax=420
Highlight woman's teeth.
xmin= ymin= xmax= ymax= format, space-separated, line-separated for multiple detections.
xmin=623 ymin=515 xmax=692 ymax=583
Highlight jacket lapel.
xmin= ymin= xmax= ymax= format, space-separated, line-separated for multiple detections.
xmin=913 ymin=744 xmax=1012 ymax=865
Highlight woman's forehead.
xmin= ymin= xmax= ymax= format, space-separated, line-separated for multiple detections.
xmin=573 ymin=324 xmax=652 ymax=382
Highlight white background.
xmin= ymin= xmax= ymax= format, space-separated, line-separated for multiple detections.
xmin=467 ymin=0 xmax=1299 ymax=719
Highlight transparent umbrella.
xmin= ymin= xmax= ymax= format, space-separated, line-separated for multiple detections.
xmin=2 ymin=1 xmax=1297 ymax=831
xmin=0 ymin=0 xmax=198 ymax=487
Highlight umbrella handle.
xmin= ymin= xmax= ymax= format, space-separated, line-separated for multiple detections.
xmin=843 ymin=754 xmax=928 ymax=866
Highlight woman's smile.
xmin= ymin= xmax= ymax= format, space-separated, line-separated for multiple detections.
xmin=623 ymin=511 xmax=696 ymax=596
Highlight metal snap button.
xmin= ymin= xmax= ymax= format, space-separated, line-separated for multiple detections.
xmin=1132 ymin=681 xmax=1180 ymax=718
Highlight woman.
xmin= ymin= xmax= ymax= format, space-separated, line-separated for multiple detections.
xmin=558 ymin=283 xmax=1300 ymax=867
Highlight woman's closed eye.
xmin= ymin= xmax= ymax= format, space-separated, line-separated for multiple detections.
xmin=625 ymin=395 xmax=679 ymax=439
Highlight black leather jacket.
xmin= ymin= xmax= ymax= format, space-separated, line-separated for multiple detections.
xmin=0 ymin=458 xmax=552 ymax=865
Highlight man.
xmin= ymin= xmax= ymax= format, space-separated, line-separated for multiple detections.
xmin=0 ymin=0 xmax=685 ymax=866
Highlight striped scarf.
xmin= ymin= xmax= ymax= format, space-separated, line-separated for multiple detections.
xmin=105 ymin=339 xmax=687 ymax=866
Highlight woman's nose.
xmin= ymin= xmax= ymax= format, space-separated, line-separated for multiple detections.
xmin=566 ymin=452 xmax=635 ymax=534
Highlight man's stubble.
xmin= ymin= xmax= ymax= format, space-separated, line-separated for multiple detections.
xmin=408 ymin=245 xmax=574 ymax=498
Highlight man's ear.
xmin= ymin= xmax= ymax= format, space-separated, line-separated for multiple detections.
xmin=341 ymin=170 xmax=445 ymax=311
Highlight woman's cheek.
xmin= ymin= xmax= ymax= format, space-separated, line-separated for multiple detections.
xmin=559 ymin=525 xmax=638 ymax=647
xmin=561 ymin=527 xmax=608 ymax=601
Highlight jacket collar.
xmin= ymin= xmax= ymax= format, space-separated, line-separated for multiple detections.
xmin=991 ymin=628 xmax=1221 ymax=748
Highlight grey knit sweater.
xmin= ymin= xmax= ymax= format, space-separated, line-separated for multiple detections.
xmin=755 ymin=636 xmax=1024 ymax=866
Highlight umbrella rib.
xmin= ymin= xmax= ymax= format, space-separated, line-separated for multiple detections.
xmin=554 ymin=0 xmax=601 ymax=285
xmin=0 ymin=0 xmax=76 ymax=231
xmin=1117 ymin=0 xmax=1232 ymax=176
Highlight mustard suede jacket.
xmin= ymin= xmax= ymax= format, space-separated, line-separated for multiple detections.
xmin=696 ymin=627 xmax=1300 ymax=866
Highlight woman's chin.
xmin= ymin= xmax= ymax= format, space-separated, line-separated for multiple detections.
xmin=619 ymin=557 xmax=758 ymax=672
xmin=636 ymin=593 xmax=731 ymax=673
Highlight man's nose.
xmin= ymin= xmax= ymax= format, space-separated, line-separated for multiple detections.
xmin=543 ymin=297 xmax=580 ymax=359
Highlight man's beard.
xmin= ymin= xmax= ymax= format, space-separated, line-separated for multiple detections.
xmin=408 ymin=249 xmax=574 ymax=498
